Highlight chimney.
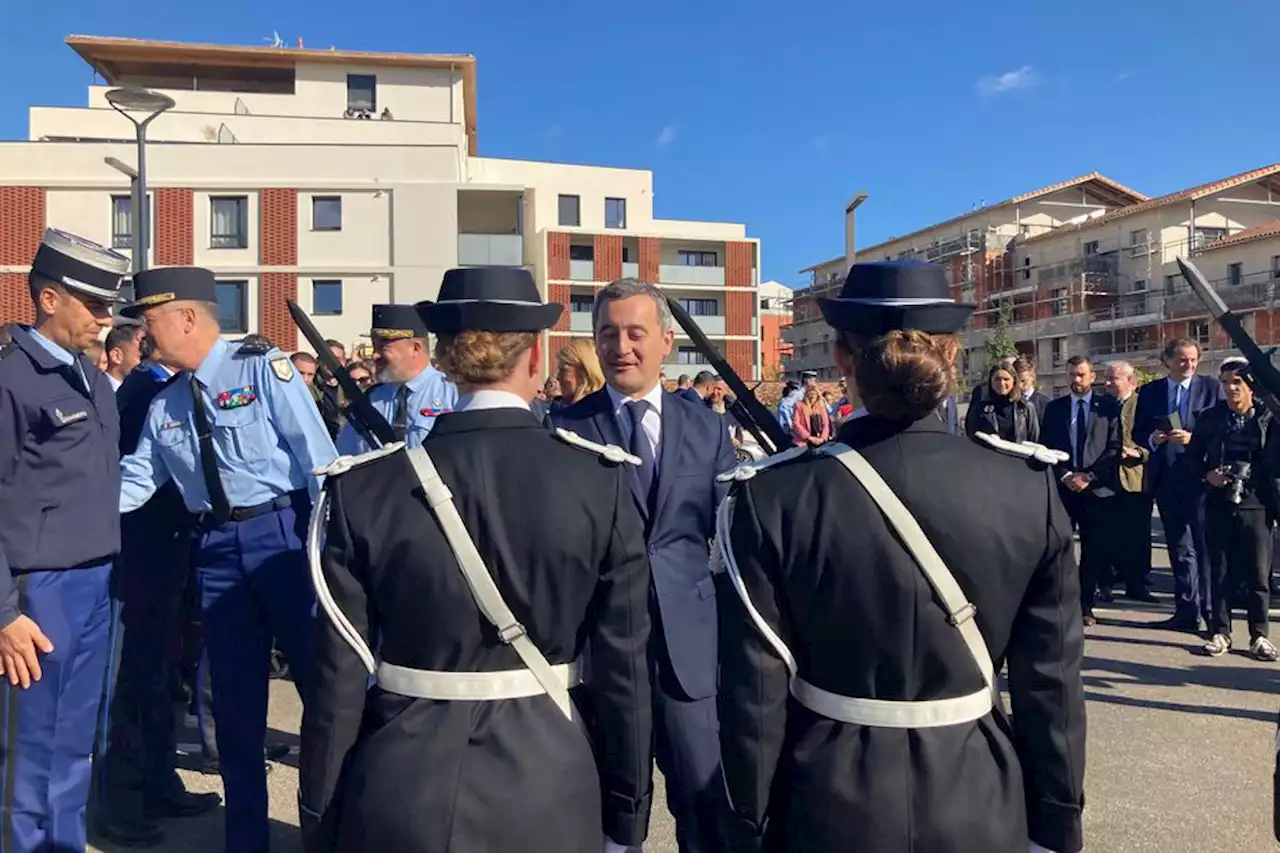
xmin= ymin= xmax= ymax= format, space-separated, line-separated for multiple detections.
xmin=844 ymin=191 xmax=869 ymax=270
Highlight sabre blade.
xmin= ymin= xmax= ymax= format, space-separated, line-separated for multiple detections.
xmin=1176 ymin=257 xmax=1230 ymax=320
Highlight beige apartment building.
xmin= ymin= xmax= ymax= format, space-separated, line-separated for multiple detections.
xmin=0 ymin=36 xmax=764 ymax=379
xmin=792 ymin=165 xmax=1280 ymax=395
xmin=785 ymin=173 xmax=1146 ymax=379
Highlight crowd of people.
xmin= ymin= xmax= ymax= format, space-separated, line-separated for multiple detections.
xmin=0 ymin=224 xmax=1270 ymax=853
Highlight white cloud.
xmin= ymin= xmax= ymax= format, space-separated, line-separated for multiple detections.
xmin=976 ymin=65 xmax=1039 ymax=96
xmin=656 ymin=124 xmax=678 ymax=147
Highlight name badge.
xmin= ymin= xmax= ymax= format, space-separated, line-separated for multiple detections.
xmin=53 ymin=408 xmax=88 ymax=427
xmin=160 ymin=420 xmax=183 ymax=432
xmin=217 ymin=386 xmax=258 ymax=409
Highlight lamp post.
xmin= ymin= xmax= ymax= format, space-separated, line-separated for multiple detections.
xmin=105 ymin=88 xmax=175 ymax=275
xmin=844 ymin=191 xmax=869 ymax=269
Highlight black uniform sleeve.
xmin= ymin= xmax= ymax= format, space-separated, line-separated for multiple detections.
xmin=298 ymin=479 xmax=377 ymax=853
xmin=1007 ymin=470 xmax=1087 ymax=853
xmin=714 ymin=419 xmax=736 ymax=507
xmin=963 ymin=399 xmax=982 ymax=438
xmin=716 ymin=483 xmax=791 ymax=851
xmin=583 ymin=465 xmax=654 ymax=847
xmin=0 ymin=383 xmax=24 ymax=629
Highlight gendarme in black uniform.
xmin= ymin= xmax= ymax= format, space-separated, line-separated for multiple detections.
xmin=300 ymin=267 xmax=654 ymax=853
xmin=0 ymin=228 xmax=131 ymax=853
xmin=714 ymin=261 xmax=1087 ymax=853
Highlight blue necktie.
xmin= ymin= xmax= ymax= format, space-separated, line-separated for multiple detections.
xmin=626 ymin=400 xmax=657 ymax=514
xmin=1169 ymin=383 xmax=1186 ymax=459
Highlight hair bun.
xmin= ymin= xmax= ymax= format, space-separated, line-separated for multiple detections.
xmin=852 ymin=330 xmax=953 ymax=420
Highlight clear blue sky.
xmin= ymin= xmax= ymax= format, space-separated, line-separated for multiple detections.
xmin=1 ymin=0 xmax=1277 ymax=286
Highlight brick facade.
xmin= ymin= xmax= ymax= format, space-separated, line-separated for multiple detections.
xmin=639 ymin=237 xmax=660 ymax=283
xmin=725 ymin=289 xmax=754 ymax=337
xmin=547 ymin=232 xmax=570 ymax=281
xmin=725 ymin=339 xmax=753 ymax=380
xmin=0 ymin=187 xmax=45 ymax=324
xmin=155 ymin=188 xmax=194 ymax=266
xmin=259 ymin=189 xmax=299 ymax=349
xmin=548 ymin=282 xmax=571 ymax=332
xmin=594 ymin=234 xmax=622 ymax=282
xmin=725 ymin=241 xmax=754 ymax=287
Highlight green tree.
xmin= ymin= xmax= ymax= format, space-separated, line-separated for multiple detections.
xmin=984 ymin=298 xmax=1019 ymax=364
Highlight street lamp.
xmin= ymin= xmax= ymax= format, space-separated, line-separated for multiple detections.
xmin=105 ymin=87 xmax=175 ymax=274
xmin=844 ymin=191 xmax=869 ymax=268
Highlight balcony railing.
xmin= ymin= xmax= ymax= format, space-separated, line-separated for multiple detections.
xmin=569 ymin=260 xmax=595 ymax=281
xmin=660 ymin=264 xmax=725 ymax=286
xmin=621 ymin=262 xmax=638 ymax=279
xmin=569 ymin=313 xmax=593 ymax=333
xmin=457 ymin=234 xmax=523 ymax=267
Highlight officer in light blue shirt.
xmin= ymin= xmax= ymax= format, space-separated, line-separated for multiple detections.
xmin=335 ymin=303 xmax=457 ymax=455
xmin=777 ymin=372 xmax=814 ymax=432
xmin=116 ymin=267 xmax=337 ymax=853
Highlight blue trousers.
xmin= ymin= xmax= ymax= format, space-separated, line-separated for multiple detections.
xmin=0 ymin=562 xmax=115 ymax=853
xmin=1156 ymin=473 xmax=1212 ymax=623
xmin=196 ymin=505 xmax=315 ymax=853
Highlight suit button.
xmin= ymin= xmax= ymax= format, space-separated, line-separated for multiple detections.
xmin=647 ymin=545 xmax=656 ymax=556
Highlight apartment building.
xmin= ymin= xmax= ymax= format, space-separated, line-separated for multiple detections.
xmin=757 ymin=279 xmax=793 ymax=378
xmin=786 ymin=173 xmax=1146 ymax=379
xmin=0 ymin=35 xmax=763 ymax=379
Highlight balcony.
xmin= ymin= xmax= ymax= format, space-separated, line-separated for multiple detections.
xmin=1089 ymin=297 xmax=1162 ymax=331
xmin=569 ymin=312 xmax=593 ymax=333
xmin=457 ymin=234 xmax=523 ymax=267
xmin=569 ymin=260 xmax=595 ymax=281
xmin=984 ymin=284 xmax=1037 ymax=303
xmin=622 ymin=262 xmax=639 ymax=279
xmin=660 ymin=264 xmax=725 ymax=286
xmin=692 ymin=315 xmax=726 ymax=336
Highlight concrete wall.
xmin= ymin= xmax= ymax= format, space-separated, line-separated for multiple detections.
xmin=297 ymin=189 xmax=392 ymax=266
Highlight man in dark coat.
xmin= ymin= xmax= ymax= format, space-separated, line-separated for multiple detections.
xmin=299 ymin=267 xmax=654 ymax=853
xmin=715 ymin=260 xmax=1086 ymax=853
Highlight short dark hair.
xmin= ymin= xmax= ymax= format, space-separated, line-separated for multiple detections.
xmin=325 ymin=339 xmax=345 ymax=352
xmin=290 ymin=352 xmax=316 ymax=366
xmin=1065 ymin=355 xmax=1091 ymax=370
xmin=693 ymin=370 xmax=717 ymax=387
xmin=1012 ymin=356 xmax=1037 ymax=375
xmin=1163 ymin=337 xmax=1199 ymax=361
xmin=104 ymin=325 xmax=139 ymax=353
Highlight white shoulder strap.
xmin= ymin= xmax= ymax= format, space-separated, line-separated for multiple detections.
xmin=818 ymin=442 xmax=994 ymax=690
xmin=404 ymin=447 xmax=574 ymax=719
xmin=307 ymin=484 xmax=378 ymax=675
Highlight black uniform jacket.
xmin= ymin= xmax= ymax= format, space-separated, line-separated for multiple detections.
xmin=718 ymin=414 xmax=1087 ymax=853
xmin=299 ymin=406 xmax=654 ymax=853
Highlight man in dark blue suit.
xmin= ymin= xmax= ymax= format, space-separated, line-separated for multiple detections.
xmin=551 ymin=278 xmax=735 ymax=853
xmin=1133 ymin=338 xmax=1225 ymax=631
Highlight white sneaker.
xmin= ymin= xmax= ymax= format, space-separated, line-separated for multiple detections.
xmin=1251 ymin=636 xmax=1278 ymax=662
xmin=1202 ymin=634 xmax=1232 ymax=657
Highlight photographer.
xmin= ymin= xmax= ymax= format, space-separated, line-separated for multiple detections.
xmin=1189 ymin=357 xmax=1279 ymax=661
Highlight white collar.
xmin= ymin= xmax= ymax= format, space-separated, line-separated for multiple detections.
xmin=1171 ymin=375 xmax=1193 ymax=389
xmin=606 ymin=382 xmax=665 ymax=417
xmin=456 ymin=389 xmax=531 ymax=412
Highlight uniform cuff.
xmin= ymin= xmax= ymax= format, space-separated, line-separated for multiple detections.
xmin=602 ymin=789 xmax=652 ymax=848
xmin=1028 ymin=797 xmax=1084 ymax=853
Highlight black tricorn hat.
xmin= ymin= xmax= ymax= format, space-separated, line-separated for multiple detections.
xmin=121 ymin=266 xmax=218 ymax=318
xmin=370 ymin=303 xmax=429 ymax=340
xmin=818 ymin=260 xmax=974 ymax=335
xmin=417 ymin=267 xmax=562 ymax=334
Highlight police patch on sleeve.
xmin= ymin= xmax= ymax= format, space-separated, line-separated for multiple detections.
xmin=269 ymin=355 xmax=295 ymax=382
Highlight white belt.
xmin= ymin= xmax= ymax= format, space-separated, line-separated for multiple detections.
xmin=377 ymin=659 xmax=582 ymax=701
xmin=791 ymin=678 xmax=993 ymax=728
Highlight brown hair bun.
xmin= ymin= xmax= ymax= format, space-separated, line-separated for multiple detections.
xmin=844 ymin=329 xmax=954 ymax=421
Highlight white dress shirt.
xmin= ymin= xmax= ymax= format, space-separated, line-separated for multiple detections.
xmin=456 ymin=389 xmax=531 ymax=413
xmin=606 ymin=383 xmax=664 ymax=469
xmin=108 ymin=374 xmax=123 ymax=392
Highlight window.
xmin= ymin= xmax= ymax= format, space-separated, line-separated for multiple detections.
xmin=1023 ymin=257 xmax=1031 ymax=281
xmin=1193 ymin=227 xmax=1227 ymax=249
xmin=569 ymin=244 xmax=594 ymax=261
xmin=347 ymin=74 xmax=376 ymax=113
xmin=312 ymin=280 xmax=343 ymax=316
xmin=677 ymin=250 xmax=718 ymax=267
xmin=558 ymin=194 xmax=580 ymax=227
xmin=1083 ymin=240 xmax=1099 ymax=255
xmin=313 ymin=196 xmax=342 ymax=231
xmin=677 ymin=298 xmax=718 ymax=316
xmin=1164 ymin=274 xmax=1177 ymax=295
xmin=760 ymin=297 xmax=771 ymax=310
xmin=1129 ymin=228 xmax=1148 ymax=257
xmin=676 ymin=346 xmax=708 ymax=365
xmin=110 ymin=194 xmax=153 ymax=250
xmin=1228 ymin=262 xmax=1243 ymax=286
xmin=215 ymin=281 xmax=248 ymax=334
xmin=1051 ymin=337 xmax=1067 ymax=366
xmin=621 ymin=246 xmax=631 ymax=263
xmin=1019 ymin=224 xmax=1031 ymax=237
xmin=569 ymin=295 xmax=593 ymax=313
xmin=1273 ymin=256 xmax=1280 ymax=280
xmin=1132 ymin=279 xmax=1147 ymax=293
xmin=1188 ymin=319 xmax=1210 ymax=347
xmin=1050 ymin=287 xmax=1068 ymax=316
xmin=210 ymin=196 xmax=248 ymax=249
xmin=605 ymin=197 xmax=626 ymax=229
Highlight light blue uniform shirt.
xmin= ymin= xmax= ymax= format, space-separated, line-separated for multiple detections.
xmin=29 ymin=327 xmax=89 ymax=390
xmin=777 ymin=388 xmax=803 ymax=430
xmin=335 ymin=364 xmax=457 ymax=455
xmin=119 ymin=338 xmax=339 ymax=514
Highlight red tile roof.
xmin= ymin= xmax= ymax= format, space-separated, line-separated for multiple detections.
xmin=1196 ymin=219 xmax=1280 ymax=253
xmin=1021 ymin=163 xmax=1280 ymax=245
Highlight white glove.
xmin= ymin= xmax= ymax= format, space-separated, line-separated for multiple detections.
xmin=603 ymin=839 xmax=630 ymax=853
xmin=1029 ymin=843 xmax=1058 ymax=853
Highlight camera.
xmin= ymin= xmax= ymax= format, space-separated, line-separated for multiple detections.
xmin=1225 ymin=460 xmax=1253 ymax=505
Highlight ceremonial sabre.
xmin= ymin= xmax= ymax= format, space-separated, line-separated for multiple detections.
xmin=286 ymin=300 xmax=397 ymax=448
xmin=665 ymin=296 xmax=791 ymax=456
xmin=1175 ymin=257 xmax=1280 ymax=415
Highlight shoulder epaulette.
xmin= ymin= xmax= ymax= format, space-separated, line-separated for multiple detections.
xmin=553 ymin=428 xmax=641 ymax=466
xmin=234 ymin=340 xmax=273 ymax=356
xmin=314 ymin=441 xmax=406 ymax=478
xmin=973 ymin=432 xmax=1069 ymax=465
xmin=716 ymin=444 xmax=813 ymax=483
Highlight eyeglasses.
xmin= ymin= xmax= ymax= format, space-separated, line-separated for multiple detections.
xmin=351 ymin=374 xmax=373 ymax=387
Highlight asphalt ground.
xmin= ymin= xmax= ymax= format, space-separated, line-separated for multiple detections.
xmin=90 ymin=534 xmax=1280 ymax=853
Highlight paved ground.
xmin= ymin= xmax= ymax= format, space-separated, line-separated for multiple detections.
xmin=90 ymin=539 xmax=1280 ymax=853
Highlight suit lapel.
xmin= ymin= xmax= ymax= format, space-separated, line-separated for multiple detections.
xmin=588 ymin=390 xmax=649 ymax=521
xmin=653 ymin=392 xmax=684 ymax=524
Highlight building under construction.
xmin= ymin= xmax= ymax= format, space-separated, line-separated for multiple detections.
xmin=790 ymin=164 xmax=1280 ymax=397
